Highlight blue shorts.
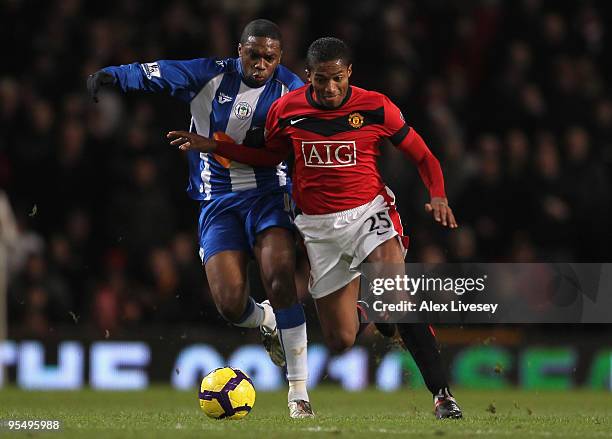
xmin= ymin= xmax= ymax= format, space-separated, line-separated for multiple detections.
xmin=198 ymin=189 xmax=295 ymax=264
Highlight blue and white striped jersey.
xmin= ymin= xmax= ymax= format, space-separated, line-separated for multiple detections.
xmin=104 ymin=58 xmax=303 ymax=200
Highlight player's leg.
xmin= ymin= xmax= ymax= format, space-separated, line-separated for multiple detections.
xmin=204 ymin=250 xmax=273 ymax=328
xmin=199 ymin=204 xmax=276 ymax=355
xmin=248 ymin=192 xmax=313 ymax=418
xmin=365 ymin=229 xmax=462 ymax=419
xmin=396 ymin=324 xmax=461 ymax=418
xmin=294 ymin=202 xmax=374 ymax=352
xmin=294 ymin=238 xmax=311 ymax=302
xmin=253 ymin=228 xmax=310 ymax=402
xmin=314 ymin=278 xmax=361 ymax=353
xmin=365 ymin=238 xmax=451 ymax=394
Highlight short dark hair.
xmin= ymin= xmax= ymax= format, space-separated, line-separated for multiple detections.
xmin=306 ymin=37 xmax=352 ymax=70
xmin=240 ymin=19 xmax=282 ymax=45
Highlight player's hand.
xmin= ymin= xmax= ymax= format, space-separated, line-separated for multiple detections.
xmin=167 ymin=131 xmax=218 ymax=152
xmin=87 ymin=70 xmax=116 ymax=103
xmin=425 ymin=197 xmax=458 ymax=228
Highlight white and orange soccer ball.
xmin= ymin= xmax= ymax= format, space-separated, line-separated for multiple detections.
xmin=198 ymin=367 xmax=256 ymax=420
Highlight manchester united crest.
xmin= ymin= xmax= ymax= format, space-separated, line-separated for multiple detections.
xmin=348 ymin=112 xmax=364 ymax=128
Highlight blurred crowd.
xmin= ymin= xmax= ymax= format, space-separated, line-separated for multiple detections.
xmin=1 ymin=0 xmax=611 ymax=335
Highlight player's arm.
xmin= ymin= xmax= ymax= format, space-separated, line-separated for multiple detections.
xmin=166 ymin=131 xmax=289 ymax=166
xmin=382 ymin=97 xmax=458 ymax=228
xmin=87 ymin=58 xmax=220 ymax=103
xmin=397 ymin=129 xmax=457 ymax=228
xmin=166 ymin=99 xmax=291 ymax=166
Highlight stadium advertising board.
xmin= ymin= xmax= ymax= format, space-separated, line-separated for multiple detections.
xmin=1 ymin=341 xmax=610 ymax=391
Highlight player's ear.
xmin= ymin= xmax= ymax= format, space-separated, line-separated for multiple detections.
xmin=305 ymin=68 xmax=311 ymax=82
xmin=347 ymin=64 xmax=353 ymax=78
xmin=237 ymin=43 xmax=243 ymax=57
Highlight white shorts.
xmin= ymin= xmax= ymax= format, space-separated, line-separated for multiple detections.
xmin=294 ymin=187 xmax=408 ymax=299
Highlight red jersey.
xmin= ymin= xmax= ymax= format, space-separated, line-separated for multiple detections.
xmin=215 ymin=85 xmax=446 ymax=214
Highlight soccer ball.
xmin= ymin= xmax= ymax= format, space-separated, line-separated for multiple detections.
xmin=198 ymin=367 xmax=256 ymax=420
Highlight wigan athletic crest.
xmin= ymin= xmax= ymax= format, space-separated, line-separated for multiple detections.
xmin=234 ymin=102 xmax=253 ymax=120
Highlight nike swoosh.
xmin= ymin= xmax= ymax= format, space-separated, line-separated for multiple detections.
xmin=290 ymin=118 xmax=307 ymax=125
xmin=376 ymin=230 xmax=389 ymax=235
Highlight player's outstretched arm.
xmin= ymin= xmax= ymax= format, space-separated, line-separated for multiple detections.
xmin=397 ymin=129 xmax=458 ymax=229
xmin=166 ymin=131 xmax=288 ymax=167
xmin=382 ymin=95 xmax=457 ymax=228
xmin=87 ymin=59 xmax=219 ymax=103
xmin=167 ymin=131 xmax=218 ymax=152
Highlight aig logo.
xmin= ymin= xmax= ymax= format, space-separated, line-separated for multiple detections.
xmin=302 ymin=141 xmax=356 ymax=167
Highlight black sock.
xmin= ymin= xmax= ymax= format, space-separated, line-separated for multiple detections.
xmin=397 ymin=324 xmax=450 ymax=396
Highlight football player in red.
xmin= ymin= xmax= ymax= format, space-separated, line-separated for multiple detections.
xmin=167 ymin=37 xmax=462 ymax=419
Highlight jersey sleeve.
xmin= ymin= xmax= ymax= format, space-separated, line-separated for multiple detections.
xmin=380 ymin=94 xmax=411 ymax=146
xmin=102 ymin=58 xmax=225 ymax=103
xmin=214 ymin=99 xmax=291 ymax=167
xmin=287 ymin=74 xmax=304 ymax=91
xmin=379 ymin=95 xmax=446 ymax=198
xmin=396 ymin=128 xmax=446 ymax=198
xmin=275 ymin=65 xmax=305 ymax=92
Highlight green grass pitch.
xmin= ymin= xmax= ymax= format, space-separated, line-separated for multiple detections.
xmin=1 ymin=386 xmax=610 ymax=438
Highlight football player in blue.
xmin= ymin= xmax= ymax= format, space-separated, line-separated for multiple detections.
xmin=87 ymin=19 xmax=313 ymax=418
